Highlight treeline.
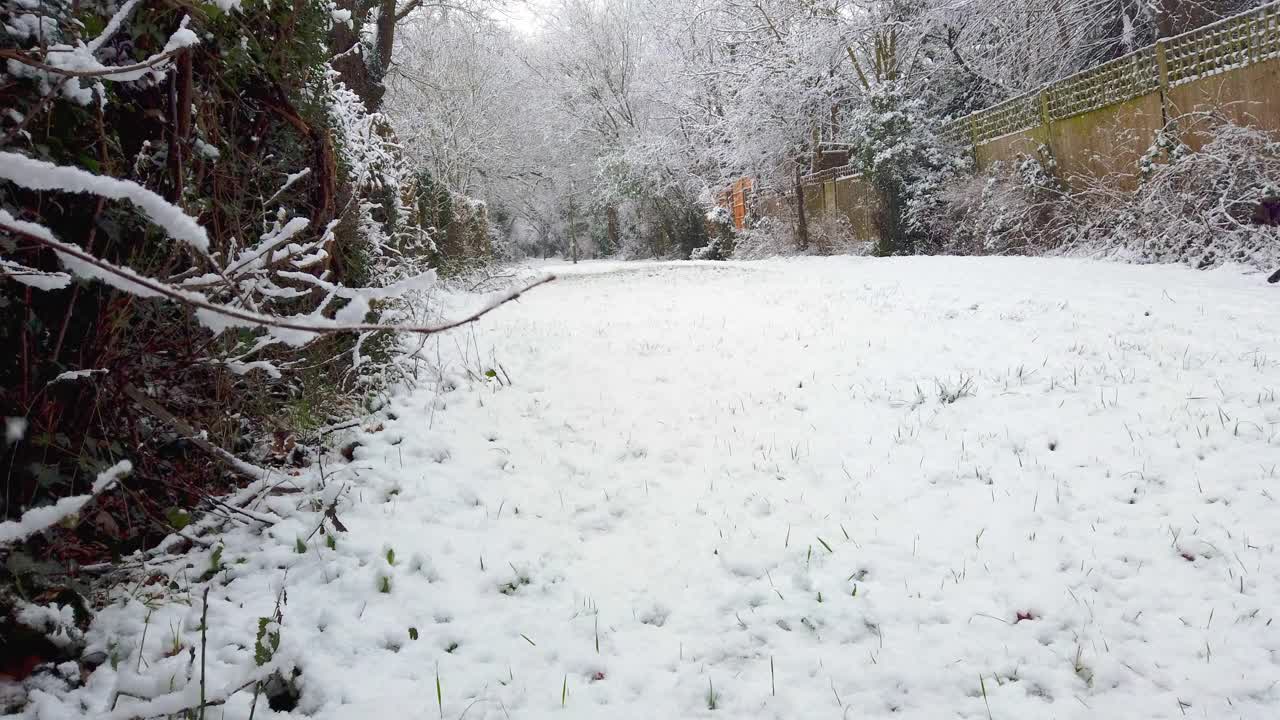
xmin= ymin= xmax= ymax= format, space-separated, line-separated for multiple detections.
xmin=382 ymin=0 xmax=1273 ymax=265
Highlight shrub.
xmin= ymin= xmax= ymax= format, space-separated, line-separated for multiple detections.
xmin=809 ymin=213 xmax=872 ymax=256
xmin=846 ymin=82 xmax=968 ymax=256
xmin=929 ymin=115 xmax=1280 ymax=273
xmin=691 ymin=207 xmax=736 ymax=260
xmin=1066 ymin=115 xmax=1280 ymax=271
xmin=928 ymin=146 xmax=1069 ymax=256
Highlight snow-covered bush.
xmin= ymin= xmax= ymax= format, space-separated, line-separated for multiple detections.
xmin=1065 ymin=116 xmax=1280 ymax=271
xmin=0 ymin=0 xmax=529 ymax=594
xmin=846 ymin=82 xmax=970 ymax=256
xmin=691 ymin=207 xmax=736 ymax=261
xmin=732 ymin=215 xmax=799 ymax=260
xmin=929 ymin=115 xmax=1280 ymax=273
xmin=930 ymin=147 xmax=1069 ymax=256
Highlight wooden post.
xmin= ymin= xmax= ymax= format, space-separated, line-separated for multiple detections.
xmin=793 ymin=164 xmax=809 ymax=252
xmin=1038 ymin=88 xmax=1063 ymax=188
xmin=968 ymin=117 xmax=979 ymax=168
xmin=1155 ymin=39 xmax=1171 ymax=127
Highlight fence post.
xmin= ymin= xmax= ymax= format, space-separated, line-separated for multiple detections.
xmin=1038 ymin=88 xmax=1062 ymax=185
xmin=1155 ymin=39 xmax=1171 ymax=127
xmin=968 ymin=117 xmax=979 ymax=168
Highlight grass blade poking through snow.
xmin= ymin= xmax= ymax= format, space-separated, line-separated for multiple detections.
xmin=562 ymin=674 xmax=567 ymax=707
xmin=980 ymin=674 xmax=992 ymax=720
xmin=435 ymin=661 xmax=443 ymax=719
xmin=199 ymin=587 xmax=209 ymax=720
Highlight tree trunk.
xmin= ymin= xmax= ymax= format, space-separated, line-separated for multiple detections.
xmin=330 ymin=0 xmax=397 ymax=113
xmin=811 ymin=125 xmax=822 ymax=173
xmin=606 ymin=205 xmax=619 ymax=254
xmin=793 ymin=164 xmax=809 ymax=252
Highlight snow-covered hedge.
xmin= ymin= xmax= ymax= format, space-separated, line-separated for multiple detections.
xmin=0 ymin=0 xmax=519 ymax=597
xmin=930 ymin=115 xmax=1280 ymax=274
xmin=1067 ymin=118 xmax=1280 ymax=271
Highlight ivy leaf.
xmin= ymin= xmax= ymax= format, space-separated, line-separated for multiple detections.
xmin=166 ymin=508 xmax=191 ymax=530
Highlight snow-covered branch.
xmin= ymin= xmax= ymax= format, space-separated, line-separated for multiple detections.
xmin=0 ymin=461 xmax=131 ymax=545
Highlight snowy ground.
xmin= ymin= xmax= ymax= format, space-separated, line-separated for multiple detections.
xmin=22 ymin=257 xmax=1280 ymax=720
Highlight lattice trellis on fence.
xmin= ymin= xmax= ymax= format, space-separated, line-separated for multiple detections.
xmin=801 ymin=165 xmax=856 ymax=185
xmin=1045 ymin=47 xmax=1159 ymax=120
xmin=970 ymin=92 xmax=1041 ymax=144
xmin=1165 ymin=1 xmax=1280 ymax=85
xmin=939 ymin=118 xmax=967 ymax=147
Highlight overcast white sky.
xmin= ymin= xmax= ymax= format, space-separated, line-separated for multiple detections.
xmin=497 ymin=0 xmax=551 ymax=34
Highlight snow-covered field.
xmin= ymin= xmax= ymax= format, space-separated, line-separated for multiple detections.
xmin=24 ymin=257 xmax=1280 ymax=719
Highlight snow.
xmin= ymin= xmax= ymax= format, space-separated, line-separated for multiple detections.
xmin=194 ymin=138 xmax=222 ymax=160
xmin=86 ymin=0 xmax=142 ymax=53
xmin=5 ymin=417 xmax=27 ymax=443
xmin=5 ymin=6 xmax=195 ymax=104
xmin=20 ymin=257 xmax=1280 ymax=719
xmin=49 ymin=369 xmax=107 ymax=384
xmin=161 ymin=17 xmax=199 ymax=53
xmin=15 ymin=604 xmax=81 ymax=650
xmin=0 ymin=259 xmax=71 ymax=290
xmin=0 ymin=460 xmax=131 ymax=545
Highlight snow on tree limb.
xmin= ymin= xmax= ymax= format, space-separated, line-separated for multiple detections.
xmin=0 ymin=151 xmax=211 ymax=253
xmin=85 ymin=0 xmax=144 ymax=53
xmin=0 ymin=258 xmax=71 ymax=290
xmin=0 ymin=460 xmax=131 ymax=545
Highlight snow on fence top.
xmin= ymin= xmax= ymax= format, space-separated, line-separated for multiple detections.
xmin=940 ymin=0 xmax=1280 ymax=146
xmin=800 ymin=165 xmax=852 ymax=185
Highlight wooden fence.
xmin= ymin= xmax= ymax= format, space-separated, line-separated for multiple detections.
xmin=942 ymin=0 xmax=1280 ymax=184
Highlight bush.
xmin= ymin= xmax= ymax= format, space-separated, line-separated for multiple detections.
xmin=846 ymin=82 xmax=968 ymax=256
xmin=1066 ymin=116 xmax=1280 ymax=271
xmin=928 ymin=146 xmax=1069 ymax=256
xmin=930 ymin=115 xmax=1280 ymax=273
xmin=691 ymin=207 xmax=736 ymax=260
xmin=732 ymin=215 xmax=797 ymax=259
xmin=0 ymin=0 xmax=442 ymax=580
xmin=809 ymin=213 xmax=872 ymax=256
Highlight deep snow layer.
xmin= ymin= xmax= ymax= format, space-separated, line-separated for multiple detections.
xmin=19 ymin=257 xmax=1280 ymax=720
